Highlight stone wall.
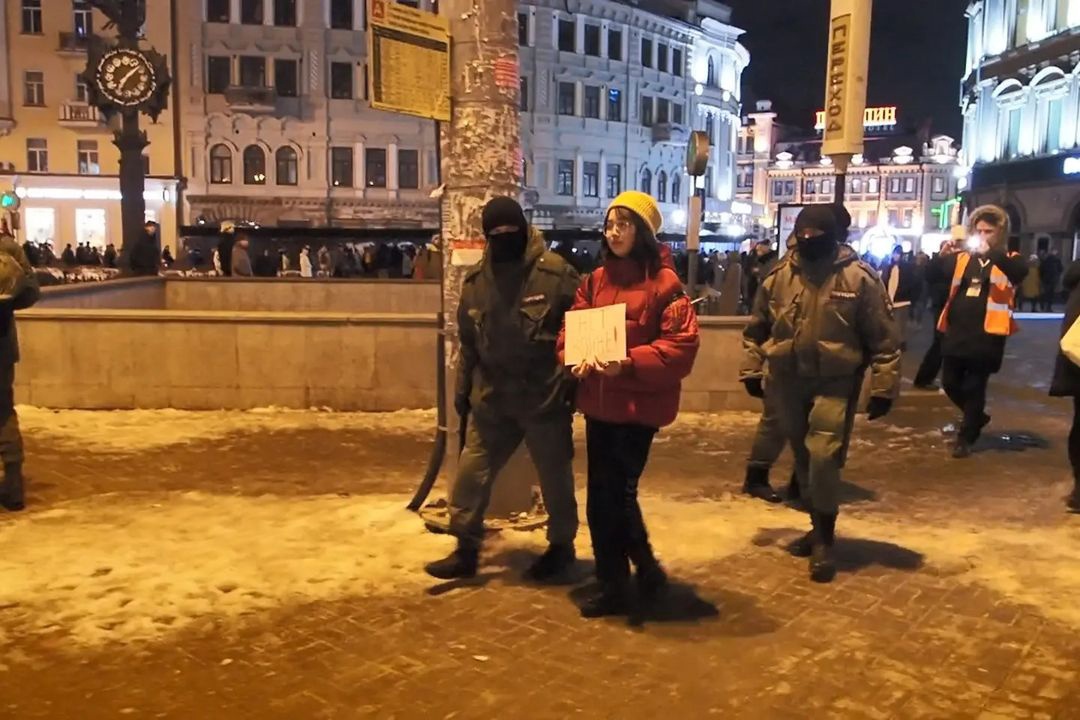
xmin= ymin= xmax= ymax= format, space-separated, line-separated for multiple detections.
xmin=164 ymin=278 xmax=442 ymax=314
xmin=33 ymin=278 xmax=167 ymax=310
xmin=14 ymin=311 xmax=439 ymax=411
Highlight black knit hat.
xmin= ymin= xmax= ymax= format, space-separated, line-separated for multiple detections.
xmin=481 ymin=197 xmax=527 ymax=237
xmin=794 ymin=204 xmax=839 ymax=239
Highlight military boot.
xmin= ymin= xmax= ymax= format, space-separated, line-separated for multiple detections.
xmin=809 ymin=512 xmax=837 ymax=584
xmin=1068 ymin=478 xmax=1080 ymax=514
xmin=526 ymin=544 xmax=575 ymax=581
xmin=743 ymin=466 xmax=781 ymax=504
xmin=0 ymin=462 xmax=24 ymax=512
xmin=424 ymin=543 xmax=479 ymax=580
xmin=787 ymin=530 xmax=814 ymax=558
xmin=580 ymin=581 xmax=630 ymax=618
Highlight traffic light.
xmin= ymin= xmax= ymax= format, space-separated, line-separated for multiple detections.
xmin=0 ymin=192 xmax=18 ymax=211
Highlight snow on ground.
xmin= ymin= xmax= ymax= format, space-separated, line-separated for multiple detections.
xmin=15 ymin=406 xmax=437 ymax=453
xmin=2 ymin=490 xmax=1079 ymax=652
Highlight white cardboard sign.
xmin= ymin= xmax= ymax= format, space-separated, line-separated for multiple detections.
xmin=563 ymin=303 xmax=627 ymax=366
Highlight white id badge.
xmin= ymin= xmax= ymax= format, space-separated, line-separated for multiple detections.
xmin=965 ymin=278 xmax=983 ymax=298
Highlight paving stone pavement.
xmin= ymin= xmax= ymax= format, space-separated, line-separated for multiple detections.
xmin=1 ymin=321 xmax=1078 ymax=720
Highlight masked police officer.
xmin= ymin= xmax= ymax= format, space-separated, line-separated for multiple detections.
xmin=0 ymin=230 xmax=41 ymax=512
xmin=741 ymin=205 xmax=900 ymax=583
xmin=426 ymin=197 xmax=581 ymax=581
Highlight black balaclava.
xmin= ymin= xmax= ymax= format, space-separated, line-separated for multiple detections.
xmin=482 ymin=197 xmax=529 ymax=264
xmin=793 ymin=205 xmax=840 ymax=263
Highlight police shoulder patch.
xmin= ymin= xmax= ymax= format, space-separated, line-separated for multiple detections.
xmin=830 ymin=289 xmax=858 ymax=300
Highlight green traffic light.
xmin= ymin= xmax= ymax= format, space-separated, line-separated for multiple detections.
xmin=0 ymin=193 xmax=15 ymax=209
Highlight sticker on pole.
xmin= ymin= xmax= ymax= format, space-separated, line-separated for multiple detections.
xmin=367 ymin=0 xmax=450 ymax=121
xmin=450 ymin=238 xmax=485 ymax=267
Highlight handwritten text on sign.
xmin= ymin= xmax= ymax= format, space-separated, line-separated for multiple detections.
xmin=563 ymin=304 xmax=627 ymax=366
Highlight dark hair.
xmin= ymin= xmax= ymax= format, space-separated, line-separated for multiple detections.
xmin=601 ymin=207 xmax=662 ymax=275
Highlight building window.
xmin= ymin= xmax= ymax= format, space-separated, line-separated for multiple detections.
xmin=23 ymin=71 xmax=44 ymax=107
xmin=640 ymin=168 xmax=652 ymax=194
xmin=657 ymin=44 xmax=669 ymax=73
xmin=787 ymin=180 xmax=798 ymax=196
xmin=210 ymin=144 xmax=232 ymax=184
xmin=558 ymin=18 xmax=575 ymax=52
xmin=518 ymin=12 xmax=528 ymax=46
xmin=207 ymin=57 xmax=231 ymax=93
xmin=274 ymin=59 xmax=299 ymax=97
xmin=73 ymin=0 xmax=93 ymax=37
xmin=330 ymin=62 xmax=353 ymax=99
xmin=330 ymin=147 xmax=353 ymax=187
xmin=274 ymin=0 xmax=297 ymax=26
xmin=1045 ymin=97 xmax=1064 ymax=153
xmin=606 ymin=164 xmax=622 ymax=198
xmin=519 ymin=76 xmax=529 ymax=111
xmin=365 ymin=148 xmax=387 ymax=188
xmin=584 ymin=24 xmax=601 ymax=56
xmin=522 ymin=159 xmax=528 ymax=185
xmin=868 ymin=177 xmax=880 ymax=194
xmin=608 ymin=88 xmax=622 ymax=121
xmin=657 ymin=98 xmax=670 ymax=124
xmin=608 ymin=28 xmax=622 ymax=60
xmin=851 ymin=177 xmax=863 ymax=194
xmin=640 ymin=95 xmax=653 ymax=126
xmin=932 ymin=176 xmax=945 ymax=196
xmin=22 ymin=0 xmax=43 ymax=34
xmin=672 ymin=175 xmax=681 ymax=204
xmin=75 ymin=208 xmax=106 ymax=249
xmin=583 ymin=162 xmax=599 ymax=198
xmin=888 ymin=177 xmax=901 ymax=194
xmin=399 ymin=149 xmax=419 ymax=189
xmin=641 ymin=38 xmax=653 ymax=67
xmin=77 ymin=140 xmax=99 ymax=175
xmin=330 ymin=0 xmax=353 ymax=29
xmin=673 ymin=103 xmax=684 ymax=125
xmin=558 ymin=82 xmax=576 ymax=116
xmin=275 ymin=147 xmax=298 ymax=185
xmin=241 ymin=0 xmax=263 ymax=24
xmin=239 ymin=56 xmax=266 ymax=87
xmin=903 ymin=177 xmax=915 ymax=193
xmin=206 ymin=0 xmax=230 ymax=22
xmin=1005 ymin=107 xmax=1022 ymax=158
xmin=672 ymin=48 xmax=683 ymax=76
xmin=657 ymin=171 xmax=668 ymax=202
xmin=805 ymin=179 xmax=816 ymax=195
xmin=707 ymin=56 xmax=716 ymax=87
xmin=557 ymin=159 xmax=574 ymax=196
xmin=243 ymin=145 xmax=267 ymax=184
xmin=75 ymin=75 xmax=89 ymax=103
xmin=584 ymin=86 xmax=600 ymax=119
xmin=704 ymin=114 xmax=715 ymax=142
xmin=771 ymin=180 xmax=783 ymax=199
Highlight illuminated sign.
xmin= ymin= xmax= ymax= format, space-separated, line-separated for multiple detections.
xmin=1064 ymin=157 xmax=1080 ymax=175
xmin=12 ymin=187 xmax=171 ymax=202
xmin=816 ymin=106 xmax=897 ymax=131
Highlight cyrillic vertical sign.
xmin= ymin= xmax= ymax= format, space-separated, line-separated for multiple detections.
xmin=822 ymin=0 xmax=872 ymax=158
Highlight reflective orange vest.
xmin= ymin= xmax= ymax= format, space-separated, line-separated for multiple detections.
xmin=937 ymin=252 xmax=1018 ymax=337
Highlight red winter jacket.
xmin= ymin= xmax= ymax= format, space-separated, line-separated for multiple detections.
xmin=557 ymin=247 xmax=700 ymax=428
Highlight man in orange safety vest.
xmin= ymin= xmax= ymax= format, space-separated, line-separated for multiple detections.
xmin=937 ymin=206 xmax=1028 ymax=459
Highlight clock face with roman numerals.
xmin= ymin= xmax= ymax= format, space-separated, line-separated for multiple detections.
xmin=95 ymin=48 xmax=157 ymax=107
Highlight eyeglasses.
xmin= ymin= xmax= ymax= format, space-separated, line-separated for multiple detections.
xmin=604 ymin=220 xmax=633 ymax=234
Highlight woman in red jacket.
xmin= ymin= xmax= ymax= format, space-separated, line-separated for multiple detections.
xmin=558 ymin=191 xmax=700 ymax=618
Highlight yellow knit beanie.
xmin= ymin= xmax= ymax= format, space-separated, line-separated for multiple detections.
xmin=607 ymin=191 xmax=663 ymax=236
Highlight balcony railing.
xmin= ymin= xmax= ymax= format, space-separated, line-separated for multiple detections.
xmin=59 ymin=102 xmax=104 ymax=127
xmin=224 ymin=85 xmax=277 ymax=113
xmin=652 ymin=122 xmax=689 ymax=145
xmin=58 ymin=31 xmax=89 ymax=53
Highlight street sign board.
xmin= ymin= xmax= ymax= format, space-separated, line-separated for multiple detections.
xmin=821 ymin=0 xmax=872 ymax=159
xmin=368 ymin=0 xmax=451 ymax=122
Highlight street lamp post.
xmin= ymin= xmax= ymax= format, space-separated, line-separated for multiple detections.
xmin=821 ymin=0 xmax=872 ymax=210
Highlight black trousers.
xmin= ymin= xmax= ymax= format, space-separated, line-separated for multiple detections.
xmin=914 ymin=330 xmax=944 ymax=387
xmin=941 ymin=357 xmax=991 ymax=444
xmin=585 ymin=418 xmax=657 ymax=587
xmin=1069 ymin=399 xmax=1080 ymax=478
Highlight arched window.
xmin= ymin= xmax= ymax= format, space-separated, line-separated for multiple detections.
xmin=704 ymin=113 xmax=715 ymax=143
xmin=640 ymin=168 xmax=652 ymax=194
xmin=275 ymin=146 xmax=298 ymax=186
xmin=243 ymin=145 xmax=266 ymax=184
xmin=707 ymin=56 xmax=716 ymax=88
xmin=657 ymin=171 xmax=668 ymax=202
xmin=209 ymin=144 xmax=232 ymax=184
xmin=672 ymin=175 xmax=681 ymax=204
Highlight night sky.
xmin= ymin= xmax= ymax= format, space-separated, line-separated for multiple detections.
xmin=725 ymin=0 xmax=971 ymax=139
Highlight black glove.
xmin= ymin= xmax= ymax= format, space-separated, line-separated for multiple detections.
xmin=454 ymin=392 xmax=470 ymax=418
xmin=742 ymin=378 xmax=765 ymax=399
xmin=866 ymin=396 xmax=893 ymax=421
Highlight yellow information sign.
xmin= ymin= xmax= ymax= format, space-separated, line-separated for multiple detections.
xmin=367 ymin=0 xmax=451 ymax=122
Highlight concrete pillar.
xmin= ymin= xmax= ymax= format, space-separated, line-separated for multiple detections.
xmin=263 ymin=0 xmax=272 ymax=24
xmin=600 ymin=20 xmax=609 ymax=58
xmin=231 ymin=0 xmax=241 ymax=23
xmin=353 ymin=140 xmax=365 ymax=190
xmin=388 ymin=141 xmax=399 ymax=190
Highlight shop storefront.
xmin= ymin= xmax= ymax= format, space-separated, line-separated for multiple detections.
xmin=0 ymin=175 xmax=179 ymax=254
